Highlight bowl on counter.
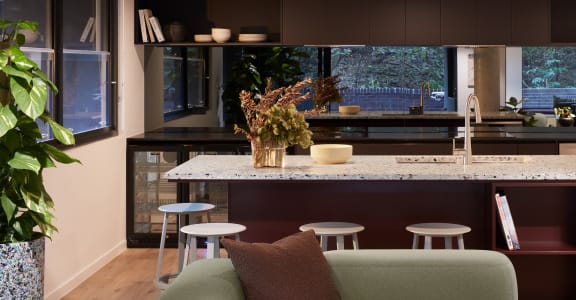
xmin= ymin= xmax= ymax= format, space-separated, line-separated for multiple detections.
xmin=211 ymin=28 xmax=231 ymax=43
xmin=310 ymin=144 xmax=353 ymax=164
xmin=339 ymin=105 xmax=361 ymax=115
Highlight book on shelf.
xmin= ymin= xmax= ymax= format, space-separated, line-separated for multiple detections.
xmin=149 ymin=16 xmax=166 ymax=43
xmin=142 ymin=9 xmax=156 ymax=43
xmin=495 ymin=193 xmax=520 ymax=250
xmin=138 ymin=9 xmax=149 ymax=43
xmin=80 ymin=17 xmax=95 ymax=42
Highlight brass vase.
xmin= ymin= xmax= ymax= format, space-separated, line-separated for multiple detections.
xmin=251 ymin=140 xmax=286 ymax=168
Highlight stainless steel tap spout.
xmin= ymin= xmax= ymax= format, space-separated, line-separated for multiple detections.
xmin=419 ymin=81 xmax=432 ymax=114
xmin=464 ymin=94 xmax=482 ymax=164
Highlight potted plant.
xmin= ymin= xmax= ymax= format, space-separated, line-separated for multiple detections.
xmin=554 ymin=106 xmax=575 ymax=127
xmin=234 ymin=78 xmax=313 ymax=168
xmin=0 ymin=19 xmax=79 ymax=298
xmin=313 ymin=73 xmax=347 ymax=112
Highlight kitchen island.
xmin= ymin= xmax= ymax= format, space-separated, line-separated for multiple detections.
xmin=166 ymin=155 xmax=576 ymax=300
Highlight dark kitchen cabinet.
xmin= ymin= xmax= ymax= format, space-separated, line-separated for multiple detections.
xmin=441 ymin=0 xmax=476 ymax=45
xmin=510 ymin=0 xmax=550 ymax=45
xmin=476 ymin=0 xmax=510 ymax=45
xmin=406 ymin=0 xmax=441 ymax=45
xmin=282 ymin=0 xmax=370 ymax=45
xmin=134 ymin=0 xmax=281 ymax=45
xmin=368 ymin=0 xmax=406 ymax=45
xmin=550 ymin=0 xmax=576 ymax=43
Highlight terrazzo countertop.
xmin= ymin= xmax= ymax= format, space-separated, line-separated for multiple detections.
xmin=165 ymin=155 xmax=576 ymax=181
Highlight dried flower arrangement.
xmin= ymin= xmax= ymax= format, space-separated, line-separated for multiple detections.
xmin=313 ymin=74 xmax=347 ymax=111
xmin=234 ymin=77 xmax=314 ymax=149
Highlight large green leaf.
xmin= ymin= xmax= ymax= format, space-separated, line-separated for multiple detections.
xmin=8 ymin=152 xmax=41 ymax=174
xmin=11 ymin=76 xmax=45 ymax=120
xmin=0 ymin=104 xmax=17 ymax=137
xmin=40 ymin=143 xmax=81 ymax=164
xmin=9 ymin=46 xmax=37 ymax=71
xmin=1 ymin=193 xmax=16 ymax=222
xmin=2 ymin=64 xmax=32 ymax=83
xmin=48 ymin=119 xmax=76 ymax=145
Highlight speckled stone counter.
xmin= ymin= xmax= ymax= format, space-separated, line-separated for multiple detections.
xmin=165 ymin=155 xmax=576 ymax=181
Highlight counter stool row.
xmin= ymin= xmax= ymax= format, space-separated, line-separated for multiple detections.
xmin=154 ymin=203 xmax=472 ymax=289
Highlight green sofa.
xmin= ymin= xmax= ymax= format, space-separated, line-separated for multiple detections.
xmin=159 ymin=249 xmax=518 ymax=300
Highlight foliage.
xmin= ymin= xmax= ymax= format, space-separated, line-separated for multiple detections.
xmin=222 ymin=47 xmax=309 ymax=125
xmin=313 ymin=74 xmax=347 ymax=110
xmin=234 ymin=78 xmax=313 ymax=148
xmin=0 ymin=19 xmax=80 ymax=243
xmin=522 ymin=47 xmax=576 ymax=88
xmin=554 ymin=106 xmax=575 ymax=118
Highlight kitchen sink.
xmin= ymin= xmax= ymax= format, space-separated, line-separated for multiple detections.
xmin=395 ymin=155 xmax=529 ymax=164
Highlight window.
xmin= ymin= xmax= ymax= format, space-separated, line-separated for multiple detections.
xmin=521 ymin=47 xmax=576 ymax=114
xmin=163 ymin=47 xmax=208 ymax=122
xmin=0 ymin=0 xmax=116 ymax=144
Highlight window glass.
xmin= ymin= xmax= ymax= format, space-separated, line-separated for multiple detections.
xmin=62 ymin=0 xmax=112 ymax=136
xmin=163 ymin=48 xmax=185 ymax=114
xmin=330 ymin=47 xmax=448 ymax=112
xmin=0 ymin=0 xmax=50 ymax=48
xmin=522 ymin=47 xmax=576 ymax=114
xmin=186 ymin=48 xmax=206 ymax=109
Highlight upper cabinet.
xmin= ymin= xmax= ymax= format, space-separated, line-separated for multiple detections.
xmin=550 ymin=0 xmax=576 ymax=43
xmin=135 ymin=0 xmax=281 ymax=45
xmin=510 ymin=0 xmax=550 ymax=45
xmin=368 ymin=0 xmax=406 ymax=45
xmin=282 ymin=0 xmax=369 ymax=45
xmin=135 ymin=0 xmax=558 ymax=46
xmin=405 ymin=0 xmax=441 ymax=45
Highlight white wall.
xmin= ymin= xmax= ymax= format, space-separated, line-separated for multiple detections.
xmin=506 ymin=47 xmax=523 ymax=104
xmin=456 ymin=47 xmax=475 ymax=114
xmin=44 ymin=0 xmax=145 ymax=298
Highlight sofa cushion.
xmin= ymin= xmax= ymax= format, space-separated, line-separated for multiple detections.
xmin=220 ymin=230 xmax=340 ymax=300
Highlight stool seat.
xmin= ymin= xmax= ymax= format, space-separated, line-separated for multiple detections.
xmin=406 ymin=223 xmax=471 ymax=250
xmin=155 ymin=202 xmax=215 ymax=290
xmin=299 ymin=222 xmax=364 ymax=251
xmin=181 ymin=223 xmax=246 ymax=268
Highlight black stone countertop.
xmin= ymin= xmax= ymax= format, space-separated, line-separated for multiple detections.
xmin=127 ymin=126 xmax=576 ymax=143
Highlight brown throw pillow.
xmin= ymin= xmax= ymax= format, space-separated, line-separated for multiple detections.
xmin=220 ymin=230 xmax=340 ymax=300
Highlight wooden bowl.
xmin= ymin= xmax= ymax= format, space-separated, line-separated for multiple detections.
xmin=310 ymin=144 xmax=353 ymax=164
xmin=339 ymin=105 xmax=361 ymax=115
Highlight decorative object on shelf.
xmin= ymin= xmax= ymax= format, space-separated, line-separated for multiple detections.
xmin=238 ymin=33 xmax=267 ymax=43
xmin=504 ymin=96 xmax=537 ymax=126
xmin=313 ymin=74 xmax=347 ymax=112
xmin=0 ymin=19 xmax=80 ymax=298
xmin=211 ymin=27 xmax=231 ymax=43
xmin=164 ymin=21 xmax=186 ymax=42
xmin=554 ymin=106 xmax=575 ymax=127
xmin=194 ymin=34 xmax=212 ymax=43
xmin=234 ymin=78 xmax=314 ymax=168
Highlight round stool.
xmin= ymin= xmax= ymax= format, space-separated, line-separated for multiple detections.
xmin=299 ymin=222 xmax=364 ymax=251
xmin=406 ymin=223 xmax=471 ymax=249
xmin=181 ymin=222 xmax=246 ymax=268
xmin=155 ymin=202 xmax=215 ymax=289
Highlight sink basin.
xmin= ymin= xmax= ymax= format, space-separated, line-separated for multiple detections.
xmin=395 ymin=155 xmax=529 ymax=164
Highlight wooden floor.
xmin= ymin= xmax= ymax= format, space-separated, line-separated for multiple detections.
xmin=62 ymin=248 xmax=219 ymax=300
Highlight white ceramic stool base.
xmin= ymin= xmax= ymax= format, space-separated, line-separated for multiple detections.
xmin=154 ymin=202 xmax=215 ymax=289
xmin=299 ymin=222 xmax=365 ymax=251
xmin=181 ymin=222 xmax=246 ymax=269
xmin=406 ymin=223 xmax=471 ymax=249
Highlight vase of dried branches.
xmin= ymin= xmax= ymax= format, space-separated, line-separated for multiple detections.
xmin=251 ymin=140 xmax=286 ymax=168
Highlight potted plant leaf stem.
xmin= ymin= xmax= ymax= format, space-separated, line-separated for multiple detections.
xmin=0 ymin=19 xmax=80 ymax=298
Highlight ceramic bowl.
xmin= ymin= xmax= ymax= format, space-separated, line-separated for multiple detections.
xmin=310 ymin=144 xmax=353 ymax=164
xmin=339 ymin=105 xmax=361 ymax=115
xmin=211 ymin=28 xmax=231 ymax=43
xmin=194 ymin=34 xmax=212 ymax=43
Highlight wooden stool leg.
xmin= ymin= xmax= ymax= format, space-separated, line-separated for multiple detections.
xmin=457 ymin=234 xmax=465 ymax=249
xmin=424 ymin=236 xmax=432 ymax=249
xmin=177 ymin=214 xmax=186 ymax=272
xmin=352 ymin=233 xmax=359 ymax=250
xmin=444 ymin=236 xmax=452 ymax=249
xmin=320 ymin=235 xmax=328 ymax=251
xmin=206 ymin=211 xmax=212 ymax=223
xmin=412 ymin=234 xmax=419 ymax=249
xmin=336 ymin=235 xmax=345 ymax=250
xmin=182 ymin=235 xmax=191 ymax=269
xmin=235 ymin=233 xmax=240 ymax=241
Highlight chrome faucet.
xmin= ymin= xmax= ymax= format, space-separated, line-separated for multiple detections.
xmin=464 ymin=94 xmax=482 ymax=164
xmin=419 ymin=81 xmax=432 ymax=114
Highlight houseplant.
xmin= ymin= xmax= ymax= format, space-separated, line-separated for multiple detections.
xmin=234 ymin=78 xmax=313 ymax=168
xmin=0 ymin=19 xmax=79 ymax=298
xmin=313 ymin=74 xmax=347 ymax=112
